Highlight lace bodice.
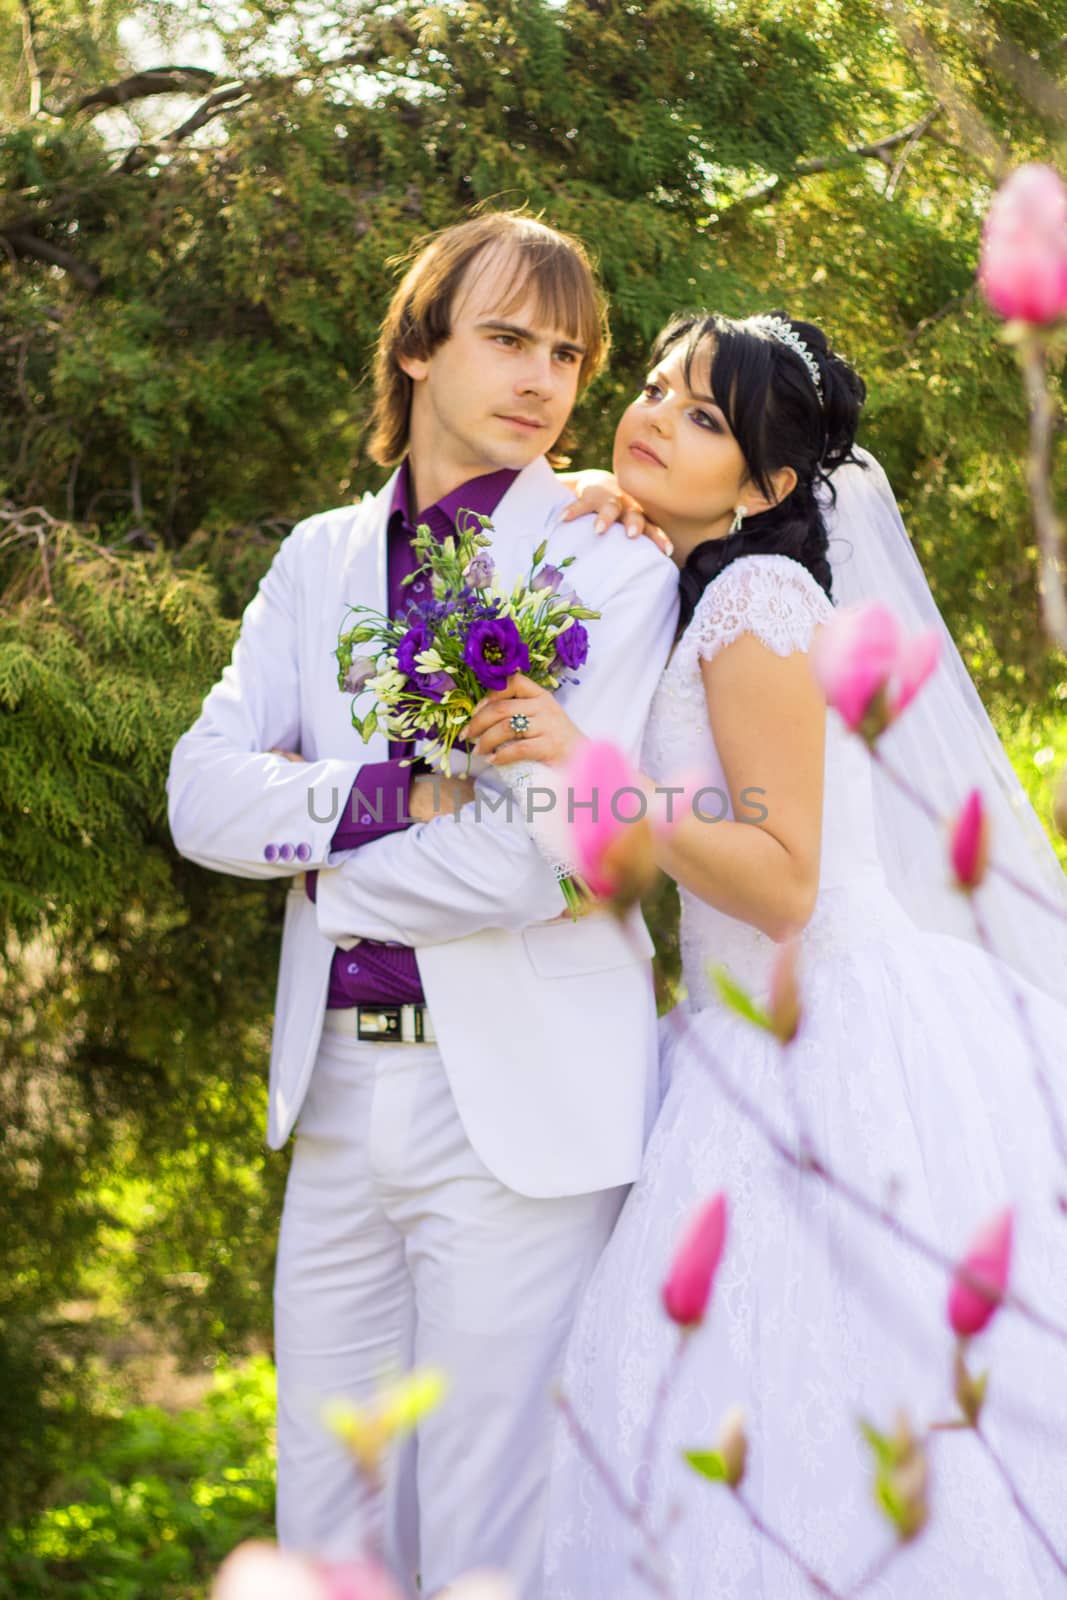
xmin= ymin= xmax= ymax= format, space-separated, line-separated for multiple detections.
xmin=642 ymin=554 xmax=891 ymax=1001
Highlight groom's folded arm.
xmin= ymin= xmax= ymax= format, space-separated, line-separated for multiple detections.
xmin=167 ymin=517 xmax=401 ymax=881
xmin=312 ymin=544 xmax=679 ymax=947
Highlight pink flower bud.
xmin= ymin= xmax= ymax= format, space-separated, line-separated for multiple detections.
xmin=564 ymin=740 xmax=658 ymax=908
xmin=662 ymin=1192 xmax=728 ymax=1329
xmin=949 ymin=789 xmax=990 ymax=892
xmin=980 ymin=164 xmax=1067 ymax=325
xmin=948 ymin=1206 xmax=1014 ymax=1337
xmin=213 ymin=1543 xmax=328 ymax=1600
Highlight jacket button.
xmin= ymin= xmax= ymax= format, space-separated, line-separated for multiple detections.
xmin=264 ymin=843 xmax=278 ymax=862
xmin=295 ymin=842 xmax=312 ymax=862
xmin=279 ymin=842 xmax=294 ymax=862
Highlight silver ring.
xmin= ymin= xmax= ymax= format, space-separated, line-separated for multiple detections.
xmin=509 ymin=712 xmax=531 ymax=736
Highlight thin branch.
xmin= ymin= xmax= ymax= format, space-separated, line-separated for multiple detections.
xmin=67 ymin=66 xmax=218 ymax=115
xmin=975 ymin=1422 xmax=1067 ymax=1576
xmin=733 ymin=1488 xmax=847 ymax=1599
xmin=0 ymin=228 xmax=101 ymax=291
xmin=736 ymin=108 xmax=944 ymax=209
xmin=885 ymin=103 xmax=943 ymax=200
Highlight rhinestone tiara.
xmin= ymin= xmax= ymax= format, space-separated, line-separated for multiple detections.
xmin=748 ymin=314 xmax=825 ymax=407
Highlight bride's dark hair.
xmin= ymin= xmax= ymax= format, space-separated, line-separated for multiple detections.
xmin=651 ymin=311 xmax=866 ymax=631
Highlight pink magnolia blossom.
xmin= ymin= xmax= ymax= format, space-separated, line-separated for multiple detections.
xmin=810 ymin=603 xmax=939 ymax=741
xmin=980 ymin=164 xmax=1067 ymax=325
xmin=564 ymin=739 xmax=658 ymax=904
xmin=889 ymin=630 xmax=941 ymax=719
xmin=949 ymin=788 xmax=990 ymax=892
xmin=662 ymin=1192 xmax=728 ymax=1329
xmin=948 ymin=1207 xmax=1014 ymax=1337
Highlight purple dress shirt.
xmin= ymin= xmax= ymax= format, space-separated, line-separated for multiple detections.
xmin=316 ymin=460 xmax=518 ymax=1008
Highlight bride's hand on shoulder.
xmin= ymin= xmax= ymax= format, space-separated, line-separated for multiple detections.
xmin=463 ymin=673 xmax=584 ymax=767
xmin=555 ymin=468 xmax=673 ymax=556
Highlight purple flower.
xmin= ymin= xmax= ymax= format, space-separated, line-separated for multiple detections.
xmin=553 ymin=620 xmax=590 ymax=671
xmin=462 ymin=616 xmax=530 ymax=690
xmin=396 ymin=621 xmax=434 ymax=677
xmin=413 ymin=670 xmax=456 ymax=703
xmin=343 ymin=656 xmax=376 ymax=694
xmin=532 ymin=563 xmax=564 ymax=594
xmin=464 ymin=552 xmax=495 ymax=588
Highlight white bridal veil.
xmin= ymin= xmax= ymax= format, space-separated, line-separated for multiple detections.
xmin=824 ymin=449 xmax=1067 ymax=1007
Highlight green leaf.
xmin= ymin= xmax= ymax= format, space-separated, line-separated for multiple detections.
xmin=362 ymin=709 xmax=378 ymax=741
xmin=683 ymin=1449 xmax=728 ymax=1483
xmin=532 ymin=539 xmax=548 ymax=567
xmin=709 ymin=966 xmax=773 ymax=1032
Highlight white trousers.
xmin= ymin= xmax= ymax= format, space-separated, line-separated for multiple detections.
xmin=274 ymin=1013 xmax=626 ymax=1597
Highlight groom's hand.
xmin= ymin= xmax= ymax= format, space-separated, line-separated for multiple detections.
xmin=410 ymin=772 xmax=477 ymax=822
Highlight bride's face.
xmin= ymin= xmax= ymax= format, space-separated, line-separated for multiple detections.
xmin=612 ymin=340 xmax=753 ymax=558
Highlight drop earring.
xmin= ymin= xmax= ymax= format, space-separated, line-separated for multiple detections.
xmin=729 ymin=504 xmax=747 ymax=536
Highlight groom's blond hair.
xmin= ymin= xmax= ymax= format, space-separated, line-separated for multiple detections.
xmin=368 ymin=209 xmax=609 ymax=469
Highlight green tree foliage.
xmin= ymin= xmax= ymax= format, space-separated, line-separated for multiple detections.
xmin=1 ymin=0 xmax=1065 ymax=1545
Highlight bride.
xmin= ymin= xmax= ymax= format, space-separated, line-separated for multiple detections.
xmin=463 ymin=310 xmax=1067 ymax=1596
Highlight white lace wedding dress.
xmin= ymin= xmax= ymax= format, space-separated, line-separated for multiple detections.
xmin=543 ymin=554 xmax=1067 ymax=1598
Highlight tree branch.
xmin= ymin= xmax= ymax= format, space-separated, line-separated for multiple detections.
xmin=0 ymin=228 xmax=101 ymax=291
xmin=67 ymin=66 xmax=218 ymax=116
xmin=733 ymin=107 xmax=944 ymax=209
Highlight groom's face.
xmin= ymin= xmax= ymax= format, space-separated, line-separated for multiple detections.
xmin=399 ymin=244 xmax=586 ymax=493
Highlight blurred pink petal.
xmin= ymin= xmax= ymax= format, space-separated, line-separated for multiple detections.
xmin=662 ymin=1192 xmax=728 ymax=1329
xmin=563 ymin=739 xmax=656 ymax=903
xmin=889 ymin=629 xmax=940 ymax=718
xmin=213 ymin=1543 xmax=329 ymax=1600
xmin=980 ymin=164 xmax=1067 ymax=324
xmin=810 ymin=604 xmax=901 ymax=733
xmin=948 ymin=1207 xmax=1014 ymax=1337
xmin=949 ymin=788 xmax=990 ymax=891
xmin=321 ymin=1560 xmax=407 ymax=1600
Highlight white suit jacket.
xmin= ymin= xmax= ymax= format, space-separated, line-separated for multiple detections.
xmin=167 ymin=456 xmax=679 ymax=1196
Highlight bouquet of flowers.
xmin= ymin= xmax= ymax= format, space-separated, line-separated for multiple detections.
xmin=335 ymin=511 xmax=599 ymax=912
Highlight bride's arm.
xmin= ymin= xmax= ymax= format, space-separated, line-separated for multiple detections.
xmin=467 ymin=640 xmax=824 ymax=941
xmin=654 ymin=635 xmax=825 ymax=941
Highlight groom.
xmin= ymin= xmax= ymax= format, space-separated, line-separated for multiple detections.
xmin=167 ymin=210 xmax=678 ymax=1596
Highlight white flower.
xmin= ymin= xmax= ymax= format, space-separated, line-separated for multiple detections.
xmin=414 ymin=647 xmax=445 ymax=673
